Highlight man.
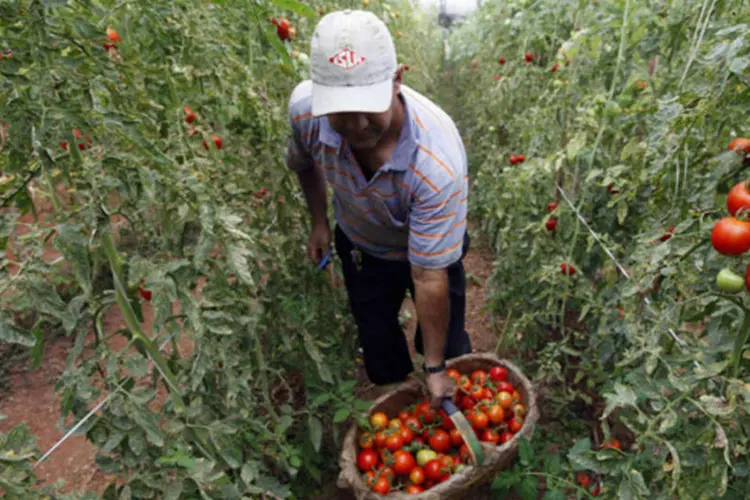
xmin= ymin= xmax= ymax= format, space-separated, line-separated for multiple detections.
xmin=285 ymin=9 xmax=471 ymax=408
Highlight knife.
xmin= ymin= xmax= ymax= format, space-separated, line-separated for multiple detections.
xmin=441 ymin=397 xmax=485 ymax=466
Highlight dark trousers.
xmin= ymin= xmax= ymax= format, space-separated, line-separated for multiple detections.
xmin=334 ymin=225 xmax=472 ymax=385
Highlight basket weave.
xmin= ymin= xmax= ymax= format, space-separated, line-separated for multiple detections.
xmin=337 ymin=353 xmax=539 ymax=499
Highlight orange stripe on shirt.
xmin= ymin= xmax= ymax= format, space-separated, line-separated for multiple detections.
xmin=389 ymin=173 xmax=422 ymax=203
xmin=414 ymin=115 xmax=426 ymax=131
xmin=418 ymin=146 xmax=455 ymax=179
xmin=324 ymin=164 xmax=356 ymax=181
xmin=418 ymin=212 xmax=456 ymax=223
xmin=370 ymin=188 xmax=398 ymax=199
xmin=408 ymin=164 xmax=440 ymax=193
xmin=411 ymin=228 xmax=451 ymax=239
xmin=421 ymin=190 xmax=462 ymax=210
xmin=292 ymin=112 xmax=312 ymax=123
xmin=411 ymin=240 xmax=462 ymax=258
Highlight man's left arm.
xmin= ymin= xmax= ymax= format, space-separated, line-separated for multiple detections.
xmin=408 ymin=172 xmax=465 ymax=408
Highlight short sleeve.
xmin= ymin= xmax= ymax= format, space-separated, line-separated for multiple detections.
xmin=286 ymin=83 xmax=315 ymax=173
xmin=408 ymin=175 xmax=465 ymax=269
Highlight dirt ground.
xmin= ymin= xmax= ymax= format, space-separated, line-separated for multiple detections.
xmin=0 ymin=222 xmax=501 ymax=497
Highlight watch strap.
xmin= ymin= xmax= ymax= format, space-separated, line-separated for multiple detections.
xmin=423 ymin=361 xmax=446 ymax=374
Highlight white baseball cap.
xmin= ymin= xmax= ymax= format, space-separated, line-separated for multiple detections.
xmin=309 ymin=10 xmax=397 ymax=117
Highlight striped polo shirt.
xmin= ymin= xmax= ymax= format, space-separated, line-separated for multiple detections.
xmin=286 ymin=80 xmax=468 ymax=269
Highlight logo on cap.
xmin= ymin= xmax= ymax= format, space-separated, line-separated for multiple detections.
xmin=329 ymin=48 xmax=365 ymax=70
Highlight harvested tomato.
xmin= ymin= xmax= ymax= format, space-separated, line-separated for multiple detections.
xmin=469 ymin=410 xmax=489 ymax=431
xmin=483 ymin=388 xmax=495 ymax=400
xmin=389 ymin=418 xmax=402 ymax=429
xmin=481 ymin=429 xmax=500 ymax=444
xmin=729 ymin=137 xmax=750 ymax=154
xmin=576 ymin=472 xmax=591 ymax=486
xmin=499 ymin=431 xmax=514 ymax=444
xmin=458 ymin=375 xmax=472 ymax=393
xmin=371 ymin=476 xmax=390 ymax=495
xmin=524 ymin=52 xmax=532 ymax=62
xmin=400 ymin=426 xmax=414 ymax=445
xmin=363 ymin=470 xmax=376 ymax=487
xmin=659 ymin=226 xmax=675 ymax=242
xmin=385 ymin=433 xmax=404 ymax=452
xmin=496 ymin=381 xmax=514 ymax=393
xmin=438 ymin=410 xmax=455 ymax=430
xmin=460 ymin=395 xmax=477 ymax=410
xmin=546 ymin=202 xmax=558 ymax=213
xmin=446 ymin=368 xmax=461 ymax=381
xmin=727 ymin=180 xmax=750 ymax=216
xmin=357 ymin=449 xmax=379 ymax=472
xmin=416 ymin=402 xmax=436 ymax=424
xmin=489 ymin=366 xmax=507 ymax=382
xmin=106 ymin=27 xmax=121 ymax=43
xmin=374 ymin=431 xmax=387 ymax=448
xmin=498 ymin=57 xmax=506 ymax=64
xmin=424 ymin=459 xmax=445 ymax=481
xmin=392 ymin=450 xmax=415 ymax=476
xmin=512 ymin=403 xmax=527 ymax=418
xmin=428 ymin=430 xmax=451 ymax=453
xmin=711 ymin=217 xmax=750 ymax=256
xmin=509 ymin=418 xmax=523 ymax=433
xmin=416 ymin=449 xmax=437 ymax=467
xmin=403 ymin=416 xmax=421 ymax=432
xmin=487 ymin=404 xmax=505 ymax=424
xmin=602 ymin=437 xmax=621 ymax=450
xmin=459 ymin=444 xmax=471 ymax=462
xmin=496 ymin=391 xmax=513 ymax=410
xmin=449 ymin=428 xmax=463 ymax=447
xmin=512 ymin=391 xmax=521 ymax=403
xmin=409 ymin=466 xmax=425 ymax=485
xmin=405 ymin=484 xmax=424 ymax=494
xmin=359 ymin=432 xmax=374 ymax=449
xmin=546 ymin=218 xmax=557 ymax=231
xmin=378 ymin=466 xmax=395 ymax=481
xmin=470 ymin=384 xmax=485 ymax=400
xmin=471 ymin=370 xmax=487 ymax=385
xmin=371 ymin=412 xmax=388 ymax=430
xmin=183 ymin=107 xmax=196 ymax=124
xmin=561 ymin=262 xmax=577 ymax=276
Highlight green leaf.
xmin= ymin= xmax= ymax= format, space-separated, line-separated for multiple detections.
xmin=308 ymin=416 xmax=323 ymax=453
xmin=265 ymin=0 xmax=316 ymax=18
xmin=101 ymin=431 xmax=126 ymax=453
xmin=0 ymin=312 xmax=35 ymax=346
xmin=241 ymin=462 xmax=259 ymax=485
xmin=128 ymin=432 xmax=147 ymax=456
xmin=602 ymin=383 xmax=638 ymax=419
xmin=518 ymin=436 xmax=533 ymax=466
xmin=164 ymin=480 xmax=183 ymax=500
xmin=124 ymin=353 xmax=148 ymax=377
xmin=698 ymin=395 xmax=733 ymax=417
xmin=616 ymin=200 xmax=628 ymax=225
xmin=566 ymin=132 xmax=586 ymax=160
xmin=543 ymin=489 xmax=566 ymax=500
xmin=310 ymin=394 xmax=331 ymax=407
xmin=519 ymin=476 xmax=538 ymax=500
xmin=333 ymin=407 xmax=350 ymax=423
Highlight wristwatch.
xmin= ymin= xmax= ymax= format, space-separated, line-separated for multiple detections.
xmin=423 ymin=361 xmax=446 ymax=374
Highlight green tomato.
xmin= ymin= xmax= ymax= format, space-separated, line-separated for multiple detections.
xmin=416 ymin=449 xmax=438 ymax=467
xmin=716 ymin=268 xmax=745 ymax=294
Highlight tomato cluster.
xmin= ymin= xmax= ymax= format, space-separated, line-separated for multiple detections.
xmin=356 ymin=366 xmax=526 ymax=495
xmin=710 ymin=165 xmax=750 ymax=293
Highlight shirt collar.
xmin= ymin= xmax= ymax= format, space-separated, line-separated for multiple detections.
xmin=317 ymin=90 xmax=420 ymax=172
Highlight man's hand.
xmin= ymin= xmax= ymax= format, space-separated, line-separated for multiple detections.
xmin=426 ymin=370 xmax=457 ymax=409
xmin=308 ymin=221 xmax=331 ymax=264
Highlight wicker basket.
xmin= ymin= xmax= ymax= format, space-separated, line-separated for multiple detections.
xmin=337 ymin=353 xmax=539 ymax=499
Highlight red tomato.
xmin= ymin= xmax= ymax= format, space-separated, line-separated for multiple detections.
xmin=409 ymin=466 xmax=425 ymax=485
xmin=371 ymin=476 xmax=390 ymax=494
xmin=446 ymin=368 xmax=461 ymax=381
xmin=398 ymin=410 xmax=410 ymax=422
xmin=561 ymin=262 xmax=577 ymax=276
xmin=729 ymin=137 xmax=750 ymax=154
xmin=385 ymin=433 xmax=404 ymax=452
xmin=413 ymin=437 xmax=425 ymax=445
xmin=728 ymin=181 xmax=750 ymax=216
xmin=357 ymin=449 xmax=379 ymax=471
xmin=591 ymin=485 xmax=601 ymax=496
xmin=546 ymin=202 xmax=558 ymax=213
xmin=711 ymin=217 xmax=750 ymax=256
xmin=510 ymin=155 xmax=517 ymax=165
xmin=416 ymin=402 xmax=436 ymax=424
xmin=371 ymin=412 xmax=388 ymax=430
xmin=551 ymin=62 xmax=559 ymax=72
xmin=271 ymin=17 xmax=292 ymax=41
xmin=399 ymin=426 xmax=414 ymax=445
xmin=487 ymin=404 xmax=505 ymax=424
xmin=392 ymin=450 xmax=415 ymax=476
xmin=73 ymin=128 xmax=82 ymax=138
xmin=516 ymin=154 xmax=526 ymax=163
xmin=496 ymin=381 xmax=514 ymax=394
xmin=388 ymin=418 xmax=402 ymax=429
xmin=489 ymin=366 xmax=508 ymax=382
xmin=470 ymin=385 xmax=485 ymax=400
xmin=471 ymin=370 xmax=487 ymax=385
xmin=363 ymin=470 xmax=376 ymax=487
xmin=424 ymin=459 xmax=444 ymax=481
xmin=138 ymin=285 xmax=152 ymax=301
xmin=424 ymin=478 xmax=436 ymax=489
xmin=106 ymin=27 xmax=121 ymax=42
xmin=481 ymin=429 xmax=500 ymax=444
xmin=460 ymin=395 xmax=477 ymax=410
xmin=438 ymin=410 xmax=455 ymax=430
xmin=378 ymin=466 xmax=395 ymax=481
xmin=449 ymin=428 xmax=463 ymax=447
xmin=546 ymin=218 xmax=557 ymax=232
xmin=659 ymin=226 xmax=675 ymax=242
xmin=202 ymin=134 xmax=223 ymax=150
xmin=403 ymin=416 xmax=422 ymax=432
xmin=405 ymin=484 xmax=424 ymax=494
xmin=602 ymin=437 xmax=621 ymax=450
xmin=483 ymin=388 xmax=495 ymax=400
xmin=60 ymin=141 xmax=68 ymax=150
xmin=500 ymin=432 xmax=514 ymax=444
xmin=498 ymin=57 xmax=506 ymax=64
xmin=469 ymin=410 xmax=489 ymax=431
xmin=428 ymin=430 xmax=451 ymax=453
xmin=374 ymin=431 xmax=387 ymax=448
xmin=576 ymin=472 xmax=591 ymax=486
xmin=496 ymin=391 xmax=513 ymax=410
xmin=459 ymin=444 xmax=471 ymax=462
xmin=183 ymin=107 xmax=195 ymax=124
xmin=525 ymin=52 xmax=532 ymax=62
xmin=509 ymin=418 xmax=523 ymax=433
xmin=458 ymin=375 xmax=472 ymax=393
